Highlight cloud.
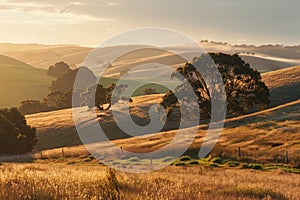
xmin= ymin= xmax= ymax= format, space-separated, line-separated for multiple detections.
xmin=107 ymin=2 xmax=119 ymax=6
xmin=0 ymin=0 xmax=115 ymax=23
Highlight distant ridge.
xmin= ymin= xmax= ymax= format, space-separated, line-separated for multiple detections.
xmin=0 ymin=54 xmax=33 ymax=68
xmin=0 ymin=43 xmax=74 ymax=52
xmin=1 ymin=42 xmax=300 ymax=71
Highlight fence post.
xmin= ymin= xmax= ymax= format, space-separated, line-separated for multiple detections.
xmin=238 ymin=147 xmax=241 ymax=158
xmin=285 ymin=150 xmax=289 ymax=164
xmin=120 ymin=146 xmax=124 ymax=155
xmin=62 ymin=148 xmax=65 ymax=158
xmin=40 ymin=151 xmax=43 ymax=159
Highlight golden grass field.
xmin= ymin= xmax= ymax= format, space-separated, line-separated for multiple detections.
xmin=0 ymin=162 xmax=299 ymax=200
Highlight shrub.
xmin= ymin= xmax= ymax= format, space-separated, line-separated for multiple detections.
xmin=189 ymin=161 xmax=199 ymax=165
xmin=210 ymin=157 xmax=223 ymax=164
xmin=0 ymin=108 xmax=37 ymax=155
xmin=179 ymin=156 xmax=192 ymax=162
xmin=174 ymin=162 xmax=186 ymax=166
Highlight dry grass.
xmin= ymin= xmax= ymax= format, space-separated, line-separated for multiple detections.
xmin=0 ymin=163 xmax=299 ymax=199
xmin=262 ymin=65 xmax=300 ymax=107
xmin=27 ymin=98 xmax=300 ymax=166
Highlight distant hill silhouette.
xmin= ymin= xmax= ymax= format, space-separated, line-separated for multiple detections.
xmin=1 ymin=42 xmax=300 ymax=73
xmin=0 ymin=54 xmax=54 ymax=107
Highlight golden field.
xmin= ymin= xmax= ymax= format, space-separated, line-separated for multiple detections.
xmin=0 ymin=162 xmax=299 ymax=200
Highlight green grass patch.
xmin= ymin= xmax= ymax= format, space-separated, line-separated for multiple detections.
xmin=241 ymin=163 xmax=263 ymax=170
xmin=127 ymin=157 xmax=140 ymax=163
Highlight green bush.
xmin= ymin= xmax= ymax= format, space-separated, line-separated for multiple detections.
xmin=189 ymin=161 xmax=199 ymax=165
xmin=226 ymin=161 xmax=240 ymax=167
xmin=174 ymin=162 xmax=186 ymax=166
xmin=210 ymin=157 xmax=223 ymax=164
xmin=179 ymin=156 xmax=192 ymax=162
xmin=241 ymin=163 xmax=263 ymax=170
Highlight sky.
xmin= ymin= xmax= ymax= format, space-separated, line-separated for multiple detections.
xmin=0 ymin=0 xmax=300 ymax=47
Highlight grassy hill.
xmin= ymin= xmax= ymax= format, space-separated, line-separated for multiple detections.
xmin=1 ymin=46 xmax=93 ymax=69
xmin=0 ymin=55 xmax=55 ymax=107
xmin=26 ymin=95 xmax=300 ymax=165
xmin=2 ymin=43 xmax=300 ymax=73
xmin=0 ymin=43 xmax=68 ymax=52
xmin=262 ymin=65 xmax=300 ymax=107
xmin=24 ymin=65 xmax=300 ymax=166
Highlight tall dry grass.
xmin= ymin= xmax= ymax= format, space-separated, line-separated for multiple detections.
xmin=0 ymin=163 xmax=299 ymax=199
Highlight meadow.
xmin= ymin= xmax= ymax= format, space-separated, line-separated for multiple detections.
xmin=0 ymin=160 xmax=299 ymax=200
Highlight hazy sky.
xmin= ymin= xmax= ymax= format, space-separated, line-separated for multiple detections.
xmin=0 ymin=0 xmax=299 ymax=46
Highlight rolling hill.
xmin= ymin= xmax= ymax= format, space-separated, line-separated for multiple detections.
xmin=0 ymin=45 xmax=93 ymax=69
xmin=262 ymin=65 xmax=300 ymax=107
xmin=26 ymin=95 xmax=300 ymax=164
xmin=1 ymin=42 xmax=300 ymax=73
xmin=25 ymin=65 xmax=300 ymax=163
xmin=0 ymin=55 xmax=55 ymax=107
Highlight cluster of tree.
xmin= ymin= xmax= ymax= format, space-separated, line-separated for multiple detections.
xmin=19 ymin=62 xmax=133 ymax=114
xmin=18 ymin=89 xmax=82 ymax=115
xmin=160 ymin=53 xmax=270 ymax=122
xmin=143 ymin=88 xmax=159 ymax=95
xmin=18 ymin=63 xmax=97 ymax=115
xmin=0 ymin=108 xmax=36 ymax=155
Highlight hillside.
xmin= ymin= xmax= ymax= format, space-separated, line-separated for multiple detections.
xmin=0 ymin=55 xmax=55 ymax=107
xmin=1 ymin=46 xmax=93 ymax=69
xmin=2 ymin=42 xmax=300 ymax=73
xmin=24 ymin=66 xmax=300 ymax=165
xmin=26 ymin=96 xmax=300 ymax=165
xmin=0 ymin=43 xmax=68 ymax=52
xmin=262 ymin=65 xmax=300 ymax=107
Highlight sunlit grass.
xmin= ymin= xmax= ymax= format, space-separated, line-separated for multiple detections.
xmin=0 ymin=162 xmax=299 ymax=199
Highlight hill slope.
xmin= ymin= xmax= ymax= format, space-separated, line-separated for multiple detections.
xmin=26 ymin=96 xmax=300 ymax=164
xmin=1 ymin=46 xmax=93 ymax=69
xmin=262 ymin=65 xmax=300 ymax=107
xmin=2 ymin=43 xmax=300 ymax=73
xmin=25 ymin=66 xmax=300 ymax=163
xmin=0 ymin=55 xmax=55 ymax=107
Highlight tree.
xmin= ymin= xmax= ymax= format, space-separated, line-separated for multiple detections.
xmin=0 ymin=108 xmax=37 ymax=155
xmin=80 ymin=84 xmax=132 ymax=110
xmin=160 ymin=53 xmax=270 ymax=121
xmin=47 ymin=62 xmax=72 ymax=77
xmin=143 ymin=88 xmax=159 ymax=95
xmin=18 ymin=100 xmax=43 ymax=115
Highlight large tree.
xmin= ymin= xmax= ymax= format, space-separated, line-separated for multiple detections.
xmin=0 ymin=108 xmax=37 ymax=155
xmin=160 ymin=53 xmax=270 ymax=121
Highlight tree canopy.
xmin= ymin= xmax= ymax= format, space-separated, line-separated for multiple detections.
xmin=160 ymin=53 xmax=270 ymax=121
xmin=0 ymin=108 xmax=37 ymax=155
